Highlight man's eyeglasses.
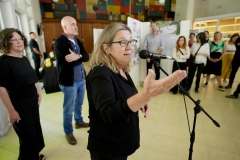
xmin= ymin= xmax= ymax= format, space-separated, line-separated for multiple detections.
xmin=10 ymin=37 xmax=24 ymax=42
xmin=110 ymin=39 xmax=137 ymax=47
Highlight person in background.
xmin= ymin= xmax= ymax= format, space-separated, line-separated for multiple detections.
xmin=221 ymin=33 xmax=239 ymax=83
xmin=86 ymin=23 xmax=186 ymax=160
xmin=188 ymin=33 xmax=195 ymax=48
xmin=205 ymin=31 xmax=212 ymax=44
xmin=203 ymin=31 xmax=212 ymax=77
xmin=188 ymin=32 xmax=210 ymax=93
xmin=0 ymin=28 xmax=46 ymax=160
xmin=51 ymin=39 xmax=55 ymax=52
xmin=225 ymin=36 xmax=240 ymax=89
xmin=171 ymin=36 xmax=190 ymax=94
xmin=49 ymin=39 xmax=56 ymax=59
xmin=143 ymin=21 xmax=165 ymax=80
xmin=186 ymin=33 xmax=196 ymax=69
xmin=203 ymin=31 xmax=226 ymax=91
xmin=29 ymin=32 xmax=43 ymax=82
xmin=225 ymin=83 xmax=240 ymax=99
xmin=55 ymin=16 xmax=89 ymax=145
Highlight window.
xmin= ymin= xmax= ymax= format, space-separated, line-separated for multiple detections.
xmin=15 ymin=12 xmax=22 ymax=31
xmin=15 ymin=12 xmax=26 ymax=56
xmin=0 ymin=9 xmax=4 ymax=31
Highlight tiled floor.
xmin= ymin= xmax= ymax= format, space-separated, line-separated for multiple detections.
xmin=1 ymin=62 xmax=240 ymax=160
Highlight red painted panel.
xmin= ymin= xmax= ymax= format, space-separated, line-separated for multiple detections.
xmin=114 ymin=0 xmax=121 ymax=5
xmin=86 ymin=13 xmax=96 ymax=20
xmin=120 ymin=6 xmax=129 ymax=13
xmin=76 ymin=0 xmax=86 ymax=11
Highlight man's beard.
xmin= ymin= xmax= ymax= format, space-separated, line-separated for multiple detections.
xmin=73 ymin=32 xmax=78 ymax=36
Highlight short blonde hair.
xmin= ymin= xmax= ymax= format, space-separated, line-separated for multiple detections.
xmin=90 ymin=23 xmax=132 ymax=73
xmin=214 ymin=31 xmax=222 ymax=40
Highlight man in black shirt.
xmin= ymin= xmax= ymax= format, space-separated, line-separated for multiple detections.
xmin=29 ymin=32 xmax=43 ymax=81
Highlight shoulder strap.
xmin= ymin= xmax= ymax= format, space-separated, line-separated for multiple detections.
xmin=179 ymin=49 xmax=184 ymax=55
xmin=194 ymin=44 xmax=202 ymax=56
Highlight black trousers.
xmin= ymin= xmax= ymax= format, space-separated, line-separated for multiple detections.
xmin=188 ymin=63 xmax=204 ymax=90
xmin=90 ymin=151 xmax=128 ymax=160
xmin=171 ymin=62 xmax=188 ymax=92
xmin=33 ymin=57 xmax=41 ymax=80
xmin=233 ymin=83 xmax=240 ymax=97
xmin=11 ymin=94 xmax=45 ymax=160
xmin=147 ymin=60 xmax=160 ymax=80
xmin=228 ymin=60 xmax=240 ymax=86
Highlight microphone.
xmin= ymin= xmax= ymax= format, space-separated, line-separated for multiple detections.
xmin=139 ymin=50 xmax=173 ymax=60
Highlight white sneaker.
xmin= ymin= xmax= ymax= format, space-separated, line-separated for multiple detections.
xmin=223 ymin=79 xmax=228 ymax=83
xmin=218 ymin=86 xmax=225 ymax=91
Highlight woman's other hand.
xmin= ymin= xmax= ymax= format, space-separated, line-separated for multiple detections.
xmin=140 ymin=104 xmax=150 ymax=118
xmin=9 ymin=110 xmax=21 ymax=123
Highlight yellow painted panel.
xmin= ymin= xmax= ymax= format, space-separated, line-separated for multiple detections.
xmin=45 ymin=12 xmax=54 ymax=18
xmin=76 ymin=10 xmax=80 ymax=19
xmin=108 ymin=5 xmax=120 ymax=15
xmin=149 ymin=0 xmax=156 ymax=5
xmin=86 ymin=0 xmax=98 ymax=13
xmin=57 ymin=0 xmax=65 ymax=4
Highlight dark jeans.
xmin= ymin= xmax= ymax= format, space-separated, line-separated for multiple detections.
xmin=171 ymin=62 xmax=188 ymax=92
xmin=233 ymin=83 xmax=240 ymax=97
xmin=147 ymin=60 xmax=160 ymax=80
xmin=228 ymin=61 xmax=240 ymax=86
xmin=33 ymin=57 xmax=41 ymax=80
xmin=90 ymin=151 xmax=128 ymax=160
xmin=188 ymin=63 xmax=204 ymax=90
xmin=59 ymin=80 xmax=85 ymax=134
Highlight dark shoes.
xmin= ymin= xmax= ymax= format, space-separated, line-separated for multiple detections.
xmin=75 ymin=122 xmax=89 ymax=129
xmin=225 ymin=95 xmax=238 ymax=99
xmin=218 ymin=86 xmax=224 ymax=91
xmin=65 ymin=134 xmax=77 ymax=145
xmin=172 ymin=91 xmax=178 ymax=94
xmin=225 ymin=85 xmax=232 ymax=89
xmin=195 ymin=89 xmax=199 ymax=93
xmin=203 ymin=82 xmax=208 ymax=87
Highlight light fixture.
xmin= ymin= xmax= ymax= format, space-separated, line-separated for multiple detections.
xmin=52 ymin=0 xmax=59 ymax=2
xmin=159 ymin=0 xmax=165 ymax=4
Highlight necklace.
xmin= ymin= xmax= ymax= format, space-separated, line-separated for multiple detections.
xmin=7 ymin=53 xmax=23 ymax=58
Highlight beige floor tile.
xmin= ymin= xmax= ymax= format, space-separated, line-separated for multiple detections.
xmin=0 ymin=148 xmax=18 ymax=160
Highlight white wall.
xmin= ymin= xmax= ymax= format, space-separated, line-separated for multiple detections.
xmin=194 ymin=0 xmax=240 ymax=18
xmin=139 ymin=22 xmax=151 ymax=83
xmin=175 ymin=0 xmax=240 ymax=25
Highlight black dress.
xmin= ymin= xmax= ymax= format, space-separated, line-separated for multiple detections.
xmin=0 ymin=55 xmax=45 ymax=160
xmin=204 ymin=42 xmax=224 ymax=76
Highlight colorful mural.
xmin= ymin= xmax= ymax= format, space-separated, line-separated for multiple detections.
xmin=39 ymin=0 xmax=166 ymax=21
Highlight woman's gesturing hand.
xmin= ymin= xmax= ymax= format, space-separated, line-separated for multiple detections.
xmin=142 ymin=69 xmax=187 ymax=99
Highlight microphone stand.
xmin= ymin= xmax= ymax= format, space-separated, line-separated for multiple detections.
xmin=153 ymin=60 xmax=220 ymax=160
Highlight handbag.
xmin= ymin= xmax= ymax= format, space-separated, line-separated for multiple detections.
xmin=187 ymin=44 xmax=202 ymax=66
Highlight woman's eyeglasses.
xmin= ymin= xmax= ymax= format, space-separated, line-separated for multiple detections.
xmin=110 ymin=39 xmax=137 ymax=47
xmin=10 ymin=37 xmax=24 ymax=42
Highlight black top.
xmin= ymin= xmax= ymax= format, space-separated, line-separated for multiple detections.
xmin=233 ymin=37 xmax=240 ymax=63
xmin=0 ymin=55 xmax=37 ymax=99
xmin=86 ymin=65 xmax=140 ymax=156
xmin=29 ymin=39 xmax=40 ymax=59
xmin=55 ymin=34 xmax=89 ymax=86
